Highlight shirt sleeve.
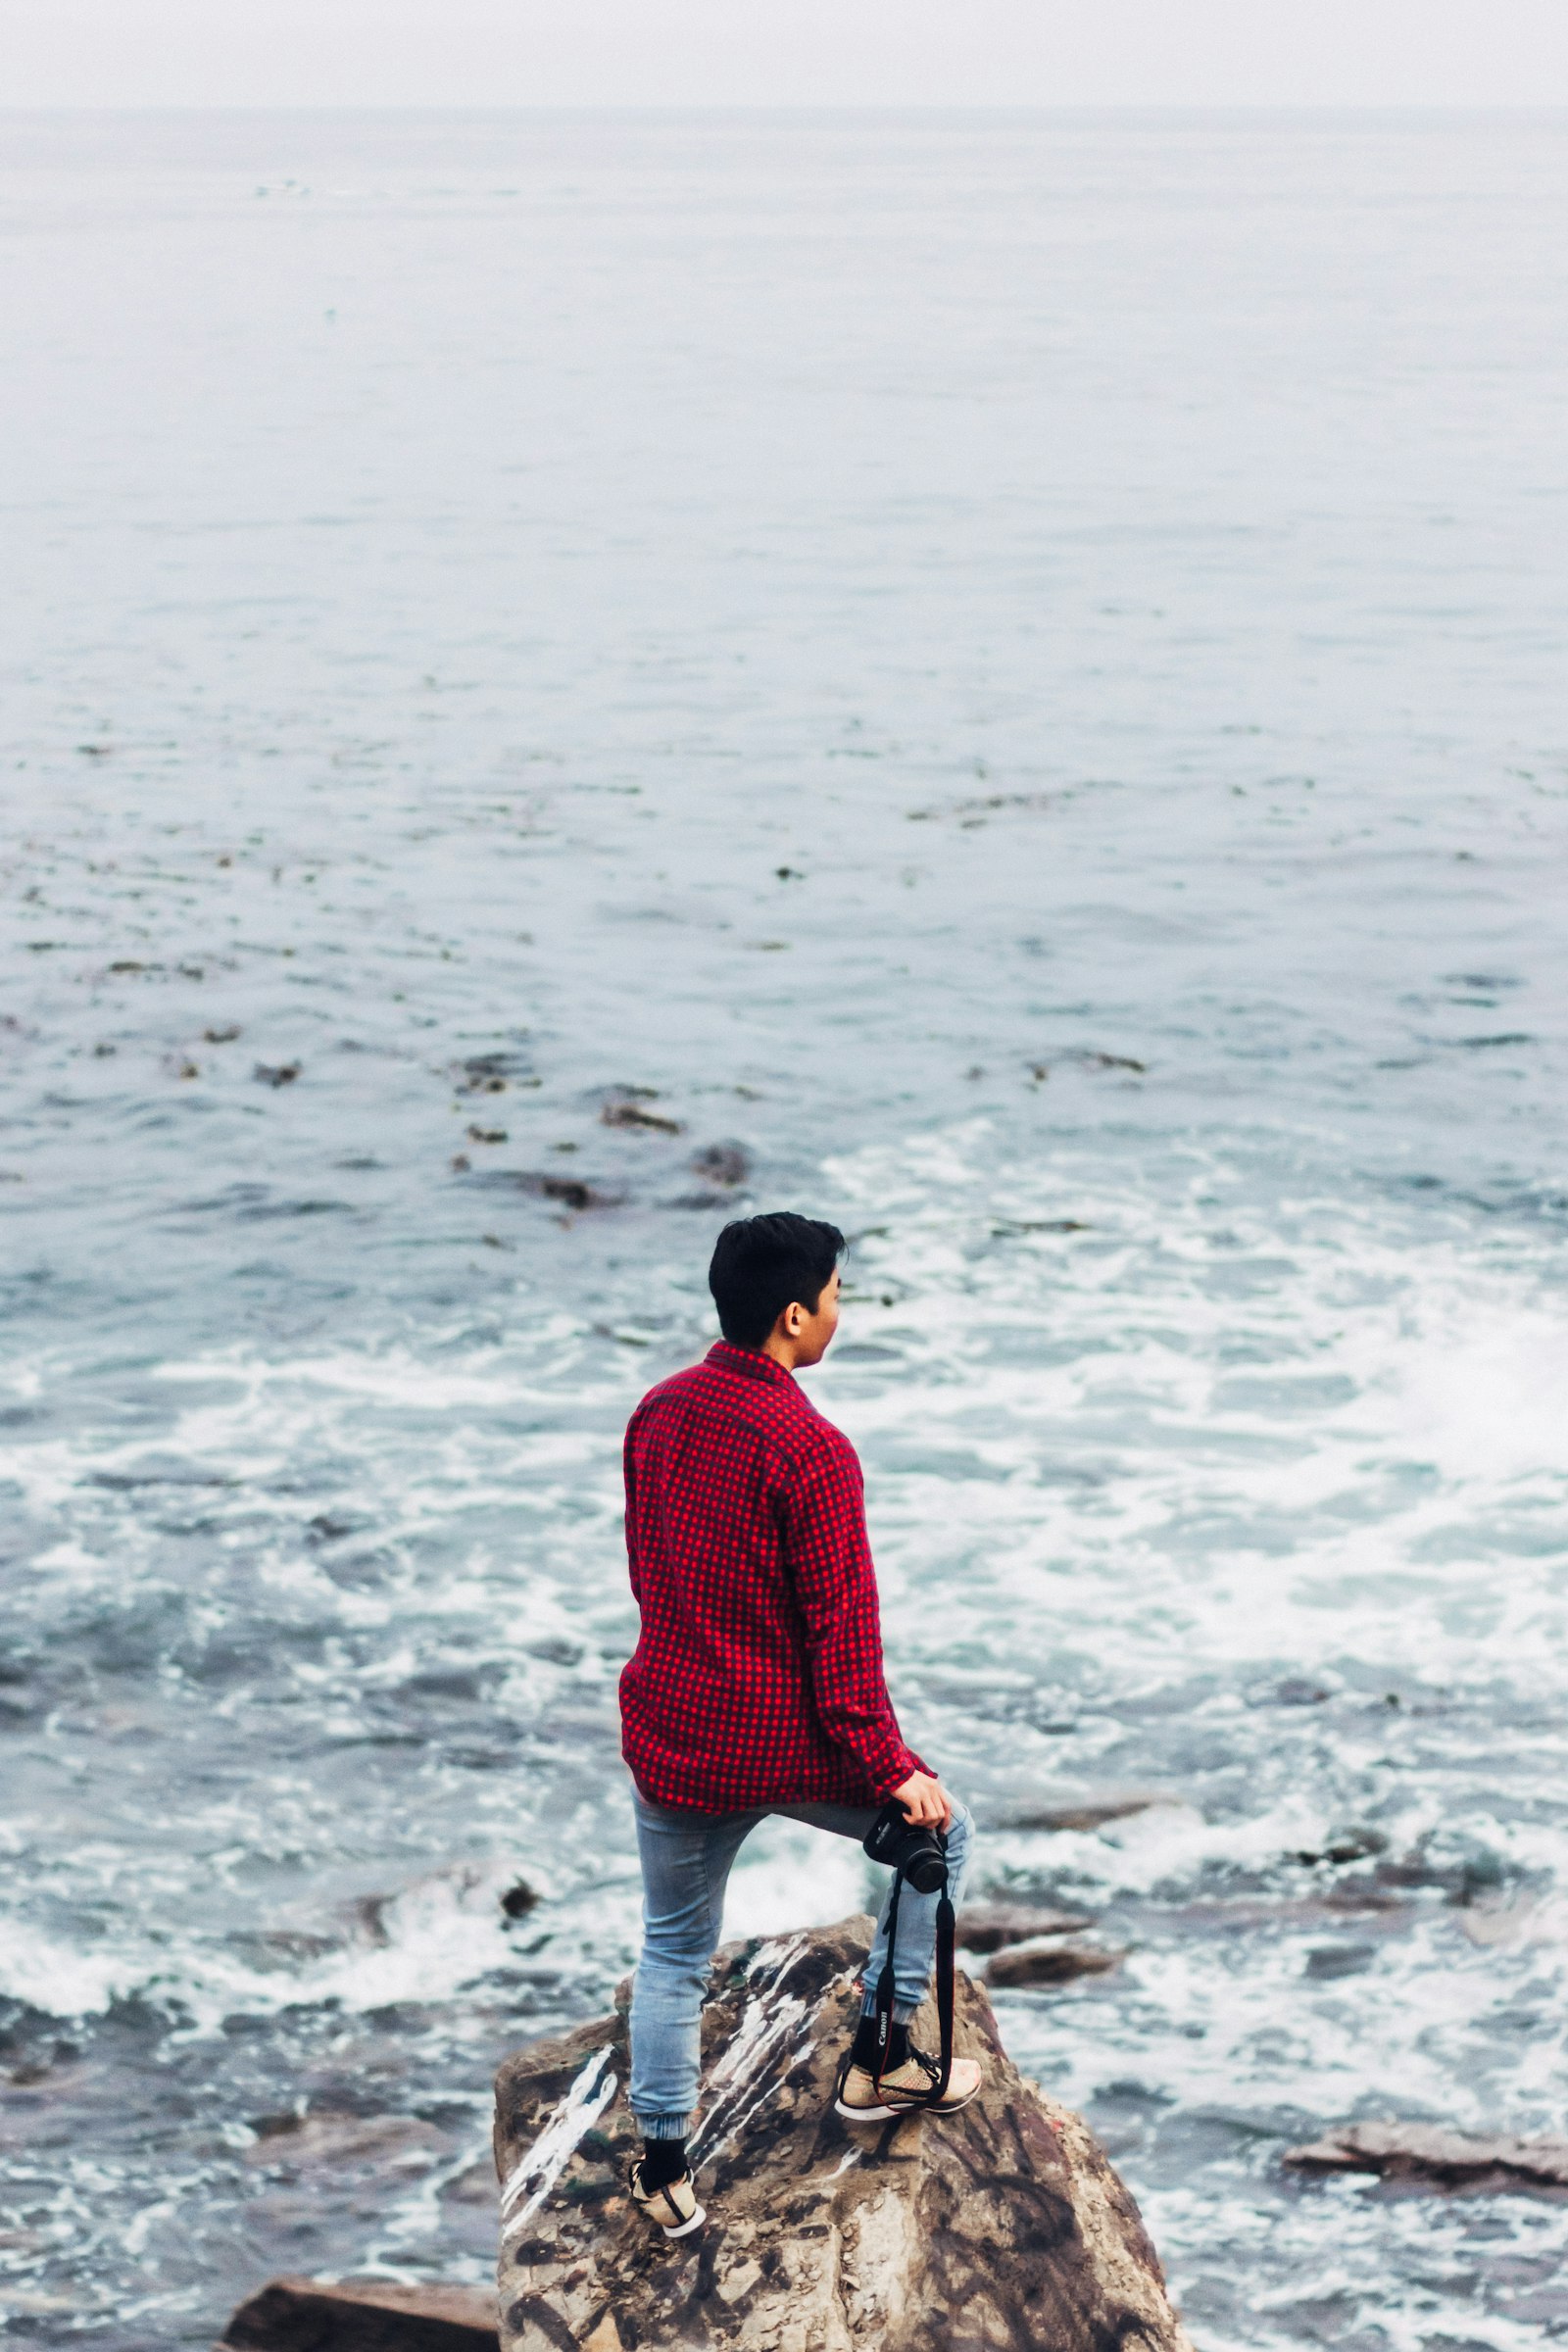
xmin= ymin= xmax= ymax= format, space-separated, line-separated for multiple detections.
xmin=622 ymin=1411 xmax=642 ymax=1606
xmin=778 ymin=1430 xmax=924 ymax=1799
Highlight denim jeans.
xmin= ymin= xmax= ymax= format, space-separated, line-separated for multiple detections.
xmin=628 ymin=1785 xmax=974 ymax=2138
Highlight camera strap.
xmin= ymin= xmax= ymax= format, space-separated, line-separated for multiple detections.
xmin=873 ymin=1856 xmax=956 ymax=2107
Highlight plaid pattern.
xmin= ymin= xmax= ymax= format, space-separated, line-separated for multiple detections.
xmin=619 ymin=1342 xmax=926 ymax=1813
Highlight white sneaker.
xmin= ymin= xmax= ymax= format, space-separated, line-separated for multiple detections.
xmin=834 ymin=2048 xmax=984 ymax=2122
xmin=628 ymin=2159 xmax=706 ymax=2238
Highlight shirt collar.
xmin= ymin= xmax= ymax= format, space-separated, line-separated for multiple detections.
xmin=706 ymin=1340 xmax=796 ymax=1387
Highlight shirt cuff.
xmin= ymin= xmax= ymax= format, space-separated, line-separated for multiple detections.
xmin=872 ymin=1744 xmax=930 ymax=1800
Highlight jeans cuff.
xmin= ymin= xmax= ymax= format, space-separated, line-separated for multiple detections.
xmin=635 ymin=2111 xmax=694 ymax=2141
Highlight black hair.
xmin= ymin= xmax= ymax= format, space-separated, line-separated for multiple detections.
xmin=708 ymin=1212 xmax=845 ymax=1350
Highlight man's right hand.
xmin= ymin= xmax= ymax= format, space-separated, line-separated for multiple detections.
xmin=892 ymin=1771 xmax=953 ymax=1831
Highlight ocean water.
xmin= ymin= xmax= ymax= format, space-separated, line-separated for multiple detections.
xmin=2 ymin=106 xmax=1566 ymax=2350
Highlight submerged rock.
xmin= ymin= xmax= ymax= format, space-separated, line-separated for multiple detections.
xmin=531 ymin=1175 xmax=618 ymax=1212
xmin=220 ymin=2274 xmax=498 ymax=2349
xmin=454 ymin=1051 xmax=537 ymax=1095
xmin=493 ymin=1913 xmax=1192 ymax=2352
xmin=470 ymin=1170 xmax=622 ymax=1212
xmin=602 ymin=1100 xmax=683 ymax=1135
xmin=1292 ymin=1828 xmax=1389 ymax=1867
xmin=1284 ymin=2122 xmax=1568 ymax=2192
xmin=689 ymin=1141 xmax=752 ymax=1190
xmin=1265 ymin=1676 xmax=1334 ymax=1707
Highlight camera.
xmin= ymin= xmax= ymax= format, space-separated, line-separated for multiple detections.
xmin=862 ymin=1800 xmax=949 ymax=1893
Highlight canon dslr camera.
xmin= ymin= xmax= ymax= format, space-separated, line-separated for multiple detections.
xmin=862 ymin=1799 xmax=949 ymax=1892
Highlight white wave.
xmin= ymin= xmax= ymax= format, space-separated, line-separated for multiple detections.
xmin=0 ymin=1861 xmax=529 ymax=2028
xmin=0 ymin=1919 xmax=150 ymax=2019
xmin=722 ymin=1818 xmax=872 ymax=1940
xmin=818 ymin=1130 xmax=1568 ymax=1692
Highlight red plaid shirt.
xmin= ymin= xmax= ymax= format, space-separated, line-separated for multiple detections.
xmin=618 ymin=1341 xmax=926 ymax=1814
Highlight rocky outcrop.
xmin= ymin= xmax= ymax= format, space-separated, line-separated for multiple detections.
xmin=982 ymin=1939 xmax=1124 ymax=1988
xmin=220 ymin=2276 xmax=499 ymax=2350
xmin=954 ymin=1905 xmax=1093 ymax=1954
xmin=493 ymin=1914 xmax=1193 ymax=2352
xmin=1285 ymin=2122 xmax=1568 ymax=2192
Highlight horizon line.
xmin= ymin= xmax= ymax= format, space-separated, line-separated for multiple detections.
xmin=4 ymin=98 xmax=1568 ymax=117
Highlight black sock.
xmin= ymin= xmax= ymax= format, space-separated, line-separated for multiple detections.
xmin=850 ymin=2013 xmax=909 ymax=2075
xmin=641 ymin=2135 xmax=688 ymax=2189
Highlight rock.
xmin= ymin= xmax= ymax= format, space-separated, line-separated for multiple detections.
xmin=531 ymin=1175 xmax=618 ymax=1212
xmin=243 ymin=2112 xmax=444 ymax=2172
xmin=1292 ymin=1828 xmax=1389 ymax=1867
xmin=992 ymin=1217 xmax=1093 ymax=1236
xmin=454 ymin=1052 xmax=538 ymax=1095
xmin=602 ymin=1101 xmax=683 ymax=1135
xmin=985 ymin=1939 xmax=1124 ymax=1988
xmin=1301 ymin=1942 xmax=1376 ymax=1981
xmin=1363 ymin=1844 xmax=1498 ymax=1901
xmin=1266 ymin=1677 xmax=1333 ymax=1707
xmin=689 ymin=1142 xmax=752 ymax=1189
xmin=471 ymin=1171 xmax=621 ymax=1212
xmin=1283 ymin=2122 xmax=1568 ymax=2193
xmin=220 ymin=2274 xmax=499 ymax=2350
xmin=957 ymin=1904 xmax=1095 ymax=1954
xmin=1167 ymin=1889 xmax=1406 ymax=1932
xmin=493 ymin=1913 xmax=1191 ymax=2352
xmin=1002 ymin=1794 xmax=1170 ymax=1834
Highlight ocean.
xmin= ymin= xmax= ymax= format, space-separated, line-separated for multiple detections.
xmin=2 ymin=106 xmax=1566 ymax=2350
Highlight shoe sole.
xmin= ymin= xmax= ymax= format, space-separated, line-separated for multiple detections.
xmin=835 ymin=2085 xmax=981 ymax=2123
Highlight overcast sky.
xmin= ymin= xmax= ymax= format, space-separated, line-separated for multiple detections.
xmin=3 ymin=0 xmax=1566 ymax=110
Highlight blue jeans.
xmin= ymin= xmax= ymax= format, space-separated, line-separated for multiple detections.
xmin=629 ymin=1786 xmax=974 ymax=2138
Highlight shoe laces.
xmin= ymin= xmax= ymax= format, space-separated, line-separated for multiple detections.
xmin=887 ymin=2043 xmax=940 ymax=2085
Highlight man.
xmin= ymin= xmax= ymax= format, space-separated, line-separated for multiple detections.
xmin=618 ymin=1210 xmax=980 ymax=2239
